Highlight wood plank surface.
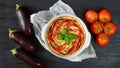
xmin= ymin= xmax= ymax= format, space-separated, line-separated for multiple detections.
xmin=0 ymin=0 xmax=120 ymax=68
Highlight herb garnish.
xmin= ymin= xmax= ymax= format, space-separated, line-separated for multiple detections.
xmin=57 ymin=28 xmax=76 ymax=44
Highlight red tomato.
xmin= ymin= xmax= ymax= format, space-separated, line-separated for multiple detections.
xmin=96 ymin=33 xmax=110 ymax=46
xmin=90 ymin=21 xmax=103 ymax=34
xmin=85 ymin=10 xmax=98 ymax=23
xmin=99 ymin=9 xmax=112 ymax=23
xmin=104 ymin=22 xmax=117 ymax=36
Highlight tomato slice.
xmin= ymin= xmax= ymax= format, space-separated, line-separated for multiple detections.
xmin=54 ymin=20 xmax=63 ymax=31
xmin=48 ymin=36 xmax=54 ymax=42
xmin=68 ymin=42 xmax=77 ymax=54
xmin=48 ymin=32 xmax=54 ymax=42
xmin=55 ymin=44 xmax=67 ymax=52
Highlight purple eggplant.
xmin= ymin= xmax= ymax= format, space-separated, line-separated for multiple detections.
xmin=16 ymin=4 xmax=32 ymax=36
xmin=9 ymin=29 xmax=35 ymax=53
xmin=11 ymin=48 xmax=42 ymax=68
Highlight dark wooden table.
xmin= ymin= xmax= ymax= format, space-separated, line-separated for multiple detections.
xmin=1 ymin=0 xmax=120 ymax=68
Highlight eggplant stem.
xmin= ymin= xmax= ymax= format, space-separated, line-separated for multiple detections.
xmin=8 ymin=29 xmax=17 ymax=38
xmin=11 ymin=48 xmax=17 ymax=55
xmin=16 ymin=4 xmax=22 ymax=10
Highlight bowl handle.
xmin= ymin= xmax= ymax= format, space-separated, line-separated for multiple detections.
xmin=66 ymin=43 xmax=96 ymax=62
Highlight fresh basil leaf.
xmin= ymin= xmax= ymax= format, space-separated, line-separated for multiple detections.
xmin=67 ymin=33 xmax=76 ymax=39
xmin=63 ymin=28 xmax=67 ymax=34
xmin=57 ymin=33 xmax=65 ymax=40
xmin=65 ymin=37 xmax=70 ymax=44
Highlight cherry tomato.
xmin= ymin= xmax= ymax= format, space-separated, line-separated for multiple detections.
xmin=99 ymin=9 xmax=112 ymax=23
xmin=85 ymin=9 xmax=98 ymax=23
xmin=104 ymin=22 xmax=117 ymax=36
xmin=90 ymin=21 xmax=103 ymax=34
xmin=96 ymin=33 xmax=110 ymax=46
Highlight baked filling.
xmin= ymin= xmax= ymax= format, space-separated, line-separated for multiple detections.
xmin=46 ymin=16 xmax=86 ymax=56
